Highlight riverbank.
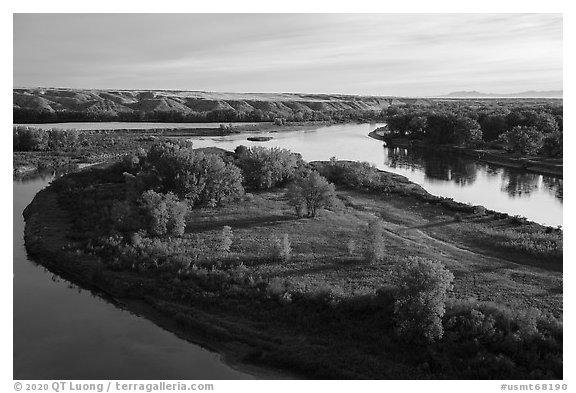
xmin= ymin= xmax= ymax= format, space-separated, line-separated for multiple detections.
xmin=22 ymin=185 xmax=298 ymax=380
xmin=23 ymin=157 xmax=562 ymax=379
xmin=368 ymin=133 xmax=563 ymax=178
xmin=13 ymin=121 xmax=347 ymax=177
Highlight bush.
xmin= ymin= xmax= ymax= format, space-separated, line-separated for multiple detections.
xmin=235 ymin=146 xmax=303 ymax=189
xmin=498 ymin=126 xmax=544 ymax=156
xmin=365 ymin=220 xmax=385 ymax=264
xmin=541 ymin=132 xmax=563 ymax=158
xmin=220 ymin=226 xmax=233 ymax=253
xmin=472 ymin=224 xmax=562 ymax=260
xmin=453 ymin=117 xmax=483 ymax=147
xmin=271 ymin=234 xmax=292 ymax=262
xmin=139 ymin=190 xmax=188 ymax=237
xmin=393 ymin=257 xmax=454 ymax=343
xmin=317 ymin=160 xmax=391 ymax=191
xmin=285 ymin=172 xmax=336 ymax=217
xmin=13 ymin=126 xmax=81 ymax=152
xmin=13 ymin=126 xmax=48 ymax=151
xmin=144 ymin=141 xmax=245 ymax=205
xmin=109 ymin=200 xmax=139 ymax=232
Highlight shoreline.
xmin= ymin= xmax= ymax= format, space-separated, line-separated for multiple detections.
xmin=22 ymin=186 xmax=301 ymax=380
xmin=21 ymin=159 xmax=562 ymax=379
xmin=368 ymin=132 xmax=563 ymax=178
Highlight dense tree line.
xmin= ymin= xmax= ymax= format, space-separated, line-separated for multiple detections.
xmin=384 ymin=101 xmax=563 ymax=157
xmin=13 ymin=126 xmax=80 ymax=152
xmin=14 ymin=107 xmax=383 ymax=124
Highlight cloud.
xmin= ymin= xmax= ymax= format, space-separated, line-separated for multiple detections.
xmin=13 ymin=13 xmax=562 ymax=95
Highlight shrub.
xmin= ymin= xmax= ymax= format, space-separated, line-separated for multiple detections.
xmin=144 ymin=141 xmax=245 ymax=205
xmin=285 ymin=171 xmax=336 ymax=217
xmin=220 ymin=226 xmax=233 ymax=253
xmin=317 ymin=160 xmax=391 ymax=191
xmin=541 ymin=131 xmax=563 ymax=158
xmin=471 ymin=224 xmax=562 ymax=260
xmin=498 ymin=126 xmax=544 ymax=156
xmin=13 ymin=126 xmax=82 ymax=152
xmin=393 ymin=257 xmax=454 ymax=343
xmin=13 ymin=126 xmax=48 ymax=151
xmin=365 ymin=220 xmax=386 ymax=264
xmin=271 ymin=234 xmax=292 ymax=262
xmin=235 ymin=146 xmax=303 ymax=189
xmin=47 ymin=128 xmax=79 ymax=151
xmin=453 ymin=117 xmax=483 ymax=147
xmin=109 ymin=200 xmax=139 ymax=232
xmin=139 ymin=190 xmax=188 ymax=236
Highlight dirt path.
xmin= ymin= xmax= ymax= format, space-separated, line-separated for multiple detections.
xmin=340 ymin=189 xmax=563 ymax=316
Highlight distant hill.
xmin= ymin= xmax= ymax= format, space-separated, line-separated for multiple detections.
xmin=442 ymin=90 xmax=563 ymax=98
xmin=14 ymin=88 xmax=428 ymax=123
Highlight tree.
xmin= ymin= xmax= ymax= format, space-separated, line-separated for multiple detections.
xmin=270 ymin=234 xmax=292 ymax=262
xmin=542 ymin=132 xmax=563 ymax=158
xmin=393 ymin=257 xmax=454 ymax=343
xmin=498 ymin=126 xmax=544 ymax=156
xmin=365 ymin=220 xmax=386 ymax=264
xmin=220 ymin=226 xmax=233 ymax=253
xmin=235 ymin=146 xmax=302 ymax=190
xmin=453 ymin=117 xmax=483 ymax=146
xmin=424 ymin=112 xmax=458 ymax=145
xmin=478 ymin=112 xmax=509 ymax=142
xmin=13 ymin=126 xmax=48 ymax=151
xmin=285 ymin=172 xmax=336 ymax=217
xmin=139 ymin=190 xmax=188 ymax=236
xmin=144 ymin=141 xmax=245 ymax=205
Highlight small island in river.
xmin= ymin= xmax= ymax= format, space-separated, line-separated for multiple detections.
xmin=23 ymin=140 xmax=562 ymax=379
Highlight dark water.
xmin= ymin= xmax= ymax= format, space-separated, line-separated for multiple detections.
xmin=13 ymin=175 xmax=254 ymax=380
xmin=189 ymin=123 xmax=562 ymax=226
xmin=13 ymin=122 xmax=563 ymax=378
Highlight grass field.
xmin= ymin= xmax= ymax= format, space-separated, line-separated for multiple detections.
xmin=23 ymin=157 xmax=563 ymax=379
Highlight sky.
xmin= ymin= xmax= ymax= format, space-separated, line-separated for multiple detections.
xmin=13 ymin=13 xmax=563 ymax=96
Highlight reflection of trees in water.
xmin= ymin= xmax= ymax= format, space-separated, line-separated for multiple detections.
xmin=383 ymin=146 xmax=478 ymax=186
xmin=542 ymin=176 xmax=563 ymax=200
xmin=383 ymin=146 xmax=563 ymax=202
xmin=484 ymin=165 xmax=502 ymax=178
xmin=499 ymin=169 xmax=541 ymax=197
xmin=14 ymin=165 xmax=78 ymax=184
xmin=499 ymin=170 xmax=563 ymax=200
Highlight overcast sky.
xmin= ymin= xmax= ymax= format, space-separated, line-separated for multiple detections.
xmin=13 ymin=13 xmax=562 ymax=96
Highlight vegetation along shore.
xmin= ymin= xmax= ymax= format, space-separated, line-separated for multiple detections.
xmin=23 ymin=140 xmax=562 ymax=379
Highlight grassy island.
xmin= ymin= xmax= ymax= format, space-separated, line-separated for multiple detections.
xmin=23 ymin=141 xmax=562 ymax=379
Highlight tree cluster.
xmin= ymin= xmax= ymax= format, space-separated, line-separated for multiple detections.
xmin=13 ymin=126 xmax=79 ymax=152
xmin=384 ymin=101 xmax=562 ymax=157
xmin=234 ymin=145 xmax=305 ymax=190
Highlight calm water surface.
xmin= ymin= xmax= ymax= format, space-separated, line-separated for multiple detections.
xmin=13 ymin=122 xmax=562 ymax=378
xmin=13 ymin=175 xmax=255 ymax=379
xmin=189 ymin=123 xmax=562 ymax=226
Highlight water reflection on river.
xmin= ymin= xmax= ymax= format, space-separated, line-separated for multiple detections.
xmin=13 ymin=174 xmax=255 ymax=380
xmin=189 ymin=123 xmax=562 ymax=226
xmin=385 ymin=146 xmax=563 ymax=200
xmin=13 ymin=121 xmax=563 ymax=378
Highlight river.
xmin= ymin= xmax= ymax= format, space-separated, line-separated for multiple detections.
xmin=188 ymin=123 xmax=562 ymax=227
xmin=13 ymin=121 xmax=562 ymax=379
xmin=13 ymin=174 xmax=255 ymax=379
